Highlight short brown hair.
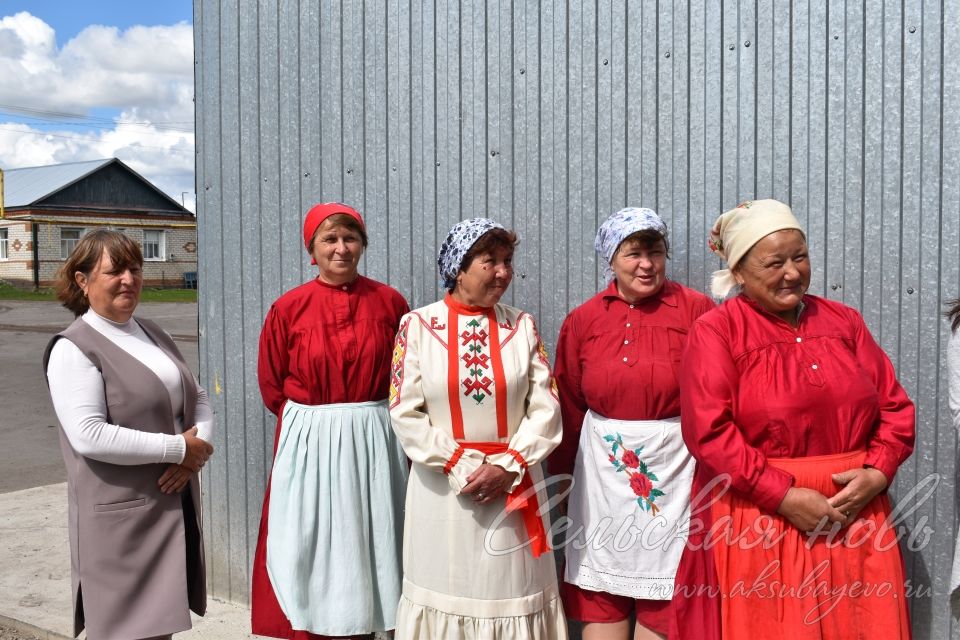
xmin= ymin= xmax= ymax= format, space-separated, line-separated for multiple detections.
xmin=55 ymin=230 xmax=143 ymax=316
xmin=459 ymin=228 xmax=519 ymax=274
xmin=616 ymin=229 xmax=670 ymax=258
xmin=309 ymin=213 xmax=368 ymax=252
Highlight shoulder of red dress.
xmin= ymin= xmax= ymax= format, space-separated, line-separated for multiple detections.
xmin=271 ymin=279 xmax=326 ymax=307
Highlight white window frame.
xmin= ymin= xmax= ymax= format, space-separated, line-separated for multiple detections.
xmin=143 ymin=229 xmax=165 ymax=261
xmin=0 ymin=228 xmax=8 ymax=260
xmin=60 ymin=228 xmax=84 ymax=259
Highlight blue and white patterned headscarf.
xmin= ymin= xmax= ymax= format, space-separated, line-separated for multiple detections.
xmin=437 ymin=217 xmax=506 ymax=289
xmin=594 ymin=207 xmax=669 ymax=282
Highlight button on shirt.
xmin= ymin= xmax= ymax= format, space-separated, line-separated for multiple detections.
xmin=550 ymin=279 xmax=715 ymax=476
xmin=257 ymin=275 xmax=410 ymax=414
xmin=679 ymin=294 xmax=916 ymax=513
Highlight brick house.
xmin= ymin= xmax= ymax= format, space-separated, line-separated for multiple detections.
xmin=0 ymin=158 xmax=197 ymax=289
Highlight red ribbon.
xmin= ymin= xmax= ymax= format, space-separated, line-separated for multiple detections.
xmin=457 ymin=441 xmax=550 ymax=558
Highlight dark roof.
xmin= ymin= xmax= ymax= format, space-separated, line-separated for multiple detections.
xmin=2 ymin=158 xmax=191 ymax=215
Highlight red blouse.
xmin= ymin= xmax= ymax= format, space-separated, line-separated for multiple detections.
xmin=679 ymin=293 xmax=915 ymax=514
xmin=257 ymin=275 xmax=409 ymax=414
xmin=549 ymin=279 xmax=715 ymax=476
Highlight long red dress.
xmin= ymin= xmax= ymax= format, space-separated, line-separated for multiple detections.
xmin=550 ymin=280 xmax=714 ymax=632
xmin=671 ymin=293 xmax=915 ymax=639
xmin=252 ymin=276 xmax=409 ymax=639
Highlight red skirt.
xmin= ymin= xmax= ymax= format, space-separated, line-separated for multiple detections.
xmin=672 ymin=450 xmax=911 ymax=640
xmin=249 ymin=408 xmax=374 ymax=640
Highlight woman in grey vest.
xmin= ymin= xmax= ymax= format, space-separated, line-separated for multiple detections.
xmin=44 ymin=230 xmax=214 ymax=640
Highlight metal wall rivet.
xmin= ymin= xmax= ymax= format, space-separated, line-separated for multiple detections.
xmin=392 ymin=166 xmax=397 ymax=171
xmin=907 ymin=287 xmax=915 ymax=294
xmin=303 ymin=172 xmax=310 ymax=177
xmin=435 ymin=161 xmax=440 ymax=167
xmin=346 ymin=169 xmax=353 ymax=174
xmin=728 ymin=44 xmax=735 ymax=51
xmin=520 ymin=68 xmax=525 ymax=74
xmin=909 ymin=26 xmax=917 ymax=33
xmin=665 ymin=51 xmax=671 ymax=58
xmin=831 ymin=284 xmax=838 ymax=290
xmin=833 ymin=34 xmax=839 ymax=40
xmin=744 ymin=40 xmax=751 ymax=47
xmin=490 ymin=150 xmax=498 ymax=157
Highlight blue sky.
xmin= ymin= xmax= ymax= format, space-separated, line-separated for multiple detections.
xmin=0 ymin=0 xmax=196 ymax=208
xmin=0 ymin=0 xmax=193 ymax=44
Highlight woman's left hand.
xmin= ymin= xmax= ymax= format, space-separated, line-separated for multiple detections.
xmin=158 ymin=464 xmax=194 ymax=494
xmin=462 ymin=464 xmax=518 ymax=505
xmin=828 ymin=466 xmax=888 ymax=523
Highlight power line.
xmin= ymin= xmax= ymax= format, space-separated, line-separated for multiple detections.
xmin=0 ymin=103 xmax=194 ymax=131
xmin=0 ymin=126 xmax=194 ymax=153
xmin=0 ymin=112 xmax=194 ymax=135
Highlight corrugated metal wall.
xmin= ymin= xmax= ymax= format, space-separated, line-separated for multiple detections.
xmin=195 ymin=1 xmax=960 ymax=636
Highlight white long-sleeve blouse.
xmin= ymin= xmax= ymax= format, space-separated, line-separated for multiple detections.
xmin=46 ymin=309 xmax=214 ymax=465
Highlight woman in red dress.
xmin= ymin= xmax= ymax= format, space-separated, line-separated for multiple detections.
xmin=551 ymin=208 xmax=713 ymax=640
xmin=671 ymin=199 xmax=915 ymax=639
xmin=251 ymin=203 xmax=410 ymax=640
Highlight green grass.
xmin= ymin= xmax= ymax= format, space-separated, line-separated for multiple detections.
xmin=0 ymin=281 xmax=197 ymax=303
xmin=139 ymin=288 xmax=198 ymax=302
xmin=0 ymin=282 xmax=56 ymax=300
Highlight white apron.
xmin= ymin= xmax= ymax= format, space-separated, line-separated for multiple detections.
xmin=563 ymin=411 xmax=694 ymax=600
xmin=266 ymin=399 xmax=408 ymax=635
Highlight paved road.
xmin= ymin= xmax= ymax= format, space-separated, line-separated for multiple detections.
xmin=0 ymin=301 xmax=198 ymax=494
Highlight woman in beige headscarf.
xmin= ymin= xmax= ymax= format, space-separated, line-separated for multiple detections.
xmin=670 ymin=199 xmax=914 ymax=639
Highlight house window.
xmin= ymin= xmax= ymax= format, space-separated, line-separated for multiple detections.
xmin=60 ymin=228 xmax=84 ymax=259
xmin=0 ymin=229 xmax=7 ymax=260
xmin=143 ymin=229 xmax=165 ymax=260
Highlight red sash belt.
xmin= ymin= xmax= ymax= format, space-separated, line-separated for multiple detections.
xmin=456 ymin=441 xmax=551 ymax=558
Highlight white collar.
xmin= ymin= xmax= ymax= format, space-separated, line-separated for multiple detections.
xmin=82 ymin=308 xmax=139 ymax=337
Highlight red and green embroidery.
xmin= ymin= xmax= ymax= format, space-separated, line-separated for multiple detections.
xmin=531 ymin=319 xmax=559 ymax=401
xmin=460 ymin=318 xmax=493 ymax=404
xmin=388 ymin=317 xmax=411 ymax=409
xmin=604 ymin=432 xmax=664 ymax=515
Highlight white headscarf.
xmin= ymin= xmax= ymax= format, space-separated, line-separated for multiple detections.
xmin=594 ymin=207 xmax=668 ymax=283
xmin=437 ymin=218 xmax=506 ymax=289
xmin=708 ymin=199 xmax=804 ymax=298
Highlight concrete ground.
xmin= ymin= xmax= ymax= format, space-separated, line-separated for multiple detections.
xmin=0 ymin=301 xmax=253 ymax=639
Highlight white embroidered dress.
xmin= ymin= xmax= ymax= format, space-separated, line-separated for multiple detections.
xmin=389 ymin=295 xmax=567 ymax=640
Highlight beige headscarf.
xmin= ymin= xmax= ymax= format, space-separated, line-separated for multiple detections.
xmin=708 ymin=199 xmax=804 ymax=299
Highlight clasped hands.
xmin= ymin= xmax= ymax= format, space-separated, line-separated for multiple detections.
xmin=461 ymin=463 xmax=519 ymax=506
xmin=158 ymin=426 xmax=215 ymax=494
xmin=776 ymin=466 xmax=888 ymax=533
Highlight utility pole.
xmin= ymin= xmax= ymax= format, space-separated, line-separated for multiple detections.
xmin=1 ymin=167 xmax=5 ymax=219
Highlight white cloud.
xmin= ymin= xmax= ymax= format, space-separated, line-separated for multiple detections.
xmin=0 ymin=12 xmax=195 ymax=210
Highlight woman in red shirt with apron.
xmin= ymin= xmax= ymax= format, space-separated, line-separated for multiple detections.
xmin=552 ymin=208 xmax=714 ymax=639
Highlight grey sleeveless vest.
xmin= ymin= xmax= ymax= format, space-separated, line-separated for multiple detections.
xmin=44 ymin=316 xmax=206 ymax=640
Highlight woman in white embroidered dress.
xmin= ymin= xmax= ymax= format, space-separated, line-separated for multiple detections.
xmin=389 ymin=218 xmax=567 ymax=639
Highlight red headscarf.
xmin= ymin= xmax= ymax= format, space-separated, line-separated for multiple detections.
xmin=302 ymin=202 xmax=365 ymax=265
